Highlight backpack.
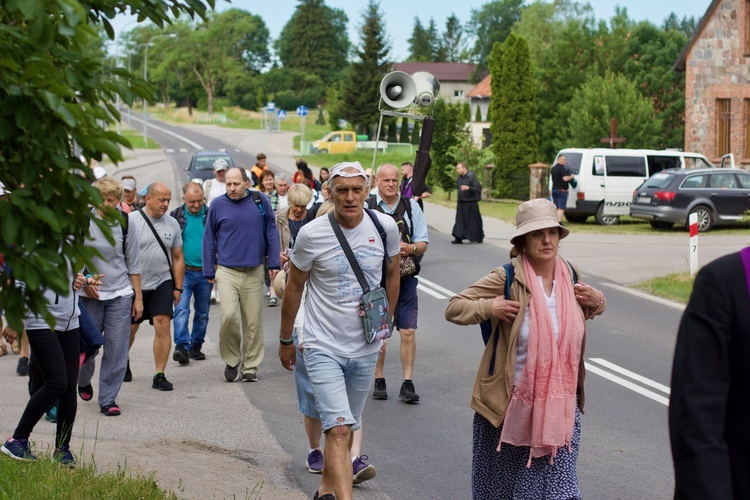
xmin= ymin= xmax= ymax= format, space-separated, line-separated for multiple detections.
xmin=118 ymin=207 xmax=129 ymax=254
xmin=367 ymin=195 xmax=421 ymax=277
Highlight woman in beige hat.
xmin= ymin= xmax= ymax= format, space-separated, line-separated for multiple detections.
xmin=445 ymin=198 xmax=606 ymax=499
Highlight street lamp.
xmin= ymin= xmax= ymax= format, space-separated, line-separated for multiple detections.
xmin=143 ymin=33 xmax=178 ymax=147
xmin=127 ymin=42 xmax=151 ymax=127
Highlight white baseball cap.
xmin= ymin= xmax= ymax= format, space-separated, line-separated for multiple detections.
xmin=213 ymin=159 xmax=229 ymax=171
xmin=330 ymin=161 xmax=366 ymax=179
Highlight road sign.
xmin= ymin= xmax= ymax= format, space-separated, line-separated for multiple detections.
xmin=267 ymin=102 xmax=275 ymax=111
xmin=277 ymin=109 xmax=287 ymax=119
xmin=296 ymin=105 xmax=308 ymax=117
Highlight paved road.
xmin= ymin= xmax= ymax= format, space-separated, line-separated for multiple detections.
xmin=2 ymin=117 xmax=746 ymax=498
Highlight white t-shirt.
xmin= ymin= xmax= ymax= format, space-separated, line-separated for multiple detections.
xmin=206 ymin=179 xmax=226 ymax=206
xmin=291 ymin=211 xmax=400 ymax=357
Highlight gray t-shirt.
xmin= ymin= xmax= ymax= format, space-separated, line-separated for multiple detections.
xmin=129 ymin=210 xmax=182 ymax=290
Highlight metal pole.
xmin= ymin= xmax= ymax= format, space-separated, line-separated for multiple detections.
xmin=370 ymin=113 xmax=385 ymax=192
xmin=300 ymin=115 xmax=306 ymax=155
xmin=143 ymin=43 xmax=149 ymax=148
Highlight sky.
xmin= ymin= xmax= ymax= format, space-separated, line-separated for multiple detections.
xmin=111 ymin=0 xmax=711 ymax=61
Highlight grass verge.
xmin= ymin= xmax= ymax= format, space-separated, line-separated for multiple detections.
xmin=632 ymin=273 xmax=695 ymax=304
xmin=114 ymin=126 xmax=160 ymax=149
xmin=0 ymin=453 xmax=175 ymax=499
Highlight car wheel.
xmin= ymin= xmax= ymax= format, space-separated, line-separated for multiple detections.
xmin=688 ymin=205 xmax=715 ymax=232
xmin=649 ymin=221 xmax=674 ymax=229
xmin=564 ymin=214 xmax=589 ymax=223
xmin=595 ymin=203 xmax=620 ymax=226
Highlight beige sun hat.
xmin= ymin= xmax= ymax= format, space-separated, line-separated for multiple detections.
xmin=509 ymin=198 xmax=570 ymax=247
xmin=273 ymin=270 xmax=287 ymax=298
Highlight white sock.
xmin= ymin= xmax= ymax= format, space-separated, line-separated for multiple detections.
xmin=309 ymin=448 xmax=320 ymax=454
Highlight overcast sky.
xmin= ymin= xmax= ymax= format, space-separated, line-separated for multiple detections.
xmin=111 ymin=0 xmax=710 ymax=61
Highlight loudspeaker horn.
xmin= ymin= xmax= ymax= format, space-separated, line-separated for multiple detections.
xmin=379 ymin=71 xmax=417 ymax=109
xmin=411 ymin=71 xmax=440 ymax=107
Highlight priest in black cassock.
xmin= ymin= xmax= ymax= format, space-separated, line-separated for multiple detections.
xmin=451 ymin=162 xmax=484 ymax=244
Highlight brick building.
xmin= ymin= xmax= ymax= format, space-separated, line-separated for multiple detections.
xmin=675 ymin=0 xmax=750 ymax=166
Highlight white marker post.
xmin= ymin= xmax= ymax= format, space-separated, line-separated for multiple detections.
xmin=689 ymin=212 xmax=698 ymax=276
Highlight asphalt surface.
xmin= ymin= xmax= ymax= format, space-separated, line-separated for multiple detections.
xmin=1 ymin=117 xmax=747 ymax=499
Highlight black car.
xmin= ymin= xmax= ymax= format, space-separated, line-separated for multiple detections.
xmin=630 ymin=168 xmax=750 ymax=231
xmin=186 ymin=150 xmax=234 ymax=182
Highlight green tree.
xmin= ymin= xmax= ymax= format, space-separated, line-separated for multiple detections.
xmin=555 ymin=71 xmax=662 ymax=150
xmin=182 ymin=9 xmax=270 ymax=114
xmin=442 ymin=14 xmax=467 ymax=63
xmin=386 ymin=119 xmax=398 ymax=143
xmin=337 ymin=0 xmax=390 ymax=135
xmin=622 ymin=21 xmax=688 ymax=149
xmin=490 ymin=33 xmax=538 ymax=200
xmin=276 ymin=0 xmax=350 ymax=84
xmin=407 ymin=17 xmax=435 ymax=62
xmin=462 ymin=101 xmax=471 ymax=122
xmin=399 ymin=118 xmax=410 ymax=143
xmin=468 ymin=0 xmax=524 ymax=79
xmin=475 ymin=105 xmax=482 ymax=122
xmin=261 ymin=67 xmax=325 ymax=110
xmin=0 ymin=0 xmax=212 ymax=331
xmin=428 ymin=100 xmax=465 ymax=197
xmin=316 ymin=106 xmax=326 ymax=125
xmin=326 ymin=82 xmax=343 ymax=130
xmin=662 ymin=13 xmax=697 ymax=38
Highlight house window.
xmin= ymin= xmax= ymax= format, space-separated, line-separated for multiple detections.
xmin=745 ymin=99 xmax=750 ymax=158
xmin=716 ymin=99 xmax=731 ymax=157
xmin=454 ymin=90 xmax=464 ymax=98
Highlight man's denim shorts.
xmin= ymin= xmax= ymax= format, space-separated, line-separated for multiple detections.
xmin=551 ymin=190 xmax=569 ymax=210
xmin=293 ymin=328 xmax=320 ymax=420
xmin=304 ymin=348 xmax=378 ymax=432
xmin=395 ymin=276 xmax=419 ymax=330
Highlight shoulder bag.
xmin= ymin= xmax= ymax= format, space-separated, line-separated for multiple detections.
xmin=328 ymin=211 xmax=393 ymax=344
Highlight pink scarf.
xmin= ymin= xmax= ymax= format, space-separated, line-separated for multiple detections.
xmin=498 ymin=255 xmax=585 ymax=466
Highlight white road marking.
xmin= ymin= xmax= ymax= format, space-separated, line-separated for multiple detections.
xmin=585 ymin=362 xmax=670 ymax=406
xmin=179 ymin=148 xmax=188 ymax=153
xmin=600 ymin=282 xmax=685 ymax=311
xmin=165 ymin=148 xmax=175 ymax=153
xmin=235 ymin=148 xmax=241 ymax=152
xmin=127 ymin=115 xmax=204 ymax=150
xmin=588 ymin=358 xmax=671 ymax=394
xmin=417 ymin=284 xmax=449 ymax=299
xmin=418 ymin=277 xmax=456 ymax=299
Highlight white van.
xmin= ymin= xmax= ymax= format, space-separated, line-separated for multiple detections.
xmin=553 ymin=148 xmax=716 ymax=225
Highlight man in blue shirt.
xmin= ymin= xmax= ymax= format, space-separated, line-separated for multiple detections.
xmin=202 ymin=168 xmax=280 ymax=382
xmin=171 ymin=182 xmax=211 ymax=364
xmin=368 ymin=163 xmax=430 ymax=404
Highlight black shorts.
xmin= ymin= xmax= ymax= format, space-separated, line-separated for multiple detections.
xmin=132 ymin=280 xmax=174 ymax=325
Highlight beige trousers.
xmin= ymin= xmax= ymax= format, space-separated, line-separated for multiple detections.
xmin=216 ymin=265 xmax=265 ymax=374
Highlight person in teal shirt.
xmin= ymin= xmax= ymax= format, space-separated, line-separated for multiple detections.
xmin=170 ymin=182 xmax=211 ymax=363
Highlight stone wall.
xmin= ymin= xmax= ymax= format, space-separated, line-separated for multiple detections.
xmin=685 ymin=0 xmax=750 ymax=164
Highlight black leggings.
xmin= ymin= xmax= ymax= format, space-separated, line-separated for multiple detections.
xmin=14 ymin=328 xmax=80 ymax=448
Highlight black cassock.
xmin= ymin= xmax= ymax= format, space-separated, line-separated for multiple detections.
xmin=452 ymin=171 xmax=484 ymax=243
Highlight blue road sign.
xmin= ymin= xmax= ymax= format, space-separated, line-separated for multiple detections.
xmin=277 ymin=109 xmax=287 ymax=119
xmin=296 ymin=105 xmax=308 ymax=117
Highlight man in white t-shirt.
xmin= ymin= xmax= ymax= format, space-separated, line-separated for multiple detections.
xmin=279 ymin=161 xmax=400 ymax=500
xmin=203 ymin=159 xmax=228 ymax=207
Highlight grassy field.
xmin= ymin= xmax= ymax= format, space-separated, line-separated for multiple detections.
xmin=632 ymin=273 xmax=695 ymax=304
xmin=0 ymin=454 xmax=175 ymax=499
xmin=114 ymin=126 xmax=160 ymax=149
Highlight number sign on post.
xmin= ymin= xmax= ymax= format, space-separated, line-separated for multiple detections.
xmin=689 ymin=212 xmax=698 ymax=276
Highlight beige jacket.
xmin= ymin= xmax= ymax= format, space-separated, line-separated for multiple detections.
xmin=444 ymin=257 xmax=606 ymax=428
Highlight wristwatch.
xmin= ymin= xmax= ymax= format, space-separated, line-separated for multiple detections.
xmin=412 ymin=245 xmax=417 ymax=255
xmin=175 ymin=288 xmax=183 ymax=292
